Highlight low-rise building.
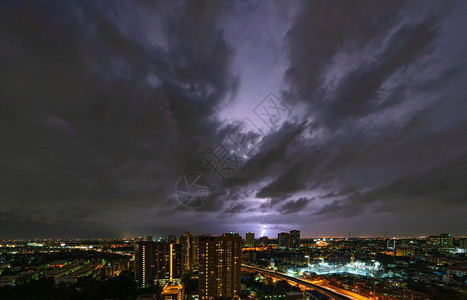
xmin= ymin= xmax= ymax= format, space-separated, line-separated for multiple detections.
xmin=160 ymin=283 xmax=184 ymax=300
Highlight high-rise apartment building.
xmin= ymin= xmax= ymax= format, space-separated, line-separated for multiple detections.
xmin=289 ymin=230 xmax=300 ymax=250
xmin=180 ymin=232 xmax=199 ymax=274
xmin=278 ymin=232 xmax=290 ymax=249
xmin=192 ymin=235 xmax=199 ymax=271
xmin=135 ymin=241 xmax=156 ymax=285
xmin=168 ymin=243 xmax=181 ymax=281
xmin=198 ymin=232 xmax=242 ymax=300
xmin=135 ymin=241 xmax=181 ymax=286
xmin=259 ymin=236 xmax=268 ymax=246
xmin=245 ymin=232 xmax=255 ymax=247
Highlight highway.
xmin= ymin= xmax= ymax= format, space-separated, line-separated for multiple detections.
xmin=242 ymin=264 xmax=369 ymax=300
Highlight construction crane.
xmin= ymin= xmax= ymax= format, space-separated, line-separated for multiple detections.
xmin=381 ymin=230 xmax=390 ymax=251
xmin=319 ymin=251 xmax=336 ymax=261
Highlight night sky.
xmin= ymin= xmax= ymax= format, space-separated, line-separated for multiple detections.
xmin=1 ymin=1 xmax=466 ymax=239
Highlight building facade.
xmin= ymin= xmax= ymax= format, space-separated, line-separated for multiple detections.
xmin=428 ymin=233 xmax=453 ymax=248
xmin=259 ymin=236 xmax=268 ymax=246
xmin=198 ymin=232 xmax=242 ymax=300
xmin=180 ymin=232 xmax=199 ymax=274
xmin=278 ymin=232 xmax=290 ymax=249
xmin=135 ymin=241 xmax=181 ymax=286
xmin=245 ymin=232 xmax=255 ymax=247
xmin=161 ymin=283 xmax=185 ymax=300
xmin=289 ymin=230 xmax=300 ymax=250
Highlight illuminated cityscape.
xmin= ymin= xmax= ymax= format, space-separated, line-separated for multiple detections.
xmin=1 ymin=0 xmax=467 ymax=299
xmin=1 ymin=232 xmax=466 ymax=299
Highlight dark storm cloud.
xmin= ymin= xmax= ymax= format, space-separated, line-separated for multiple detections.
xmin=314 ymin=152 xmax=467 ymax=217
xmin=223 ymin=202 xmax=247 ymax=214
xmin=284 ymin=1 xmax=407 ymax=106
xmin=225 ymin=121 xmax=308 ymax=188
xmin=259 ymin=195 xmax=291 ymax=210
xmin=277 ymin=197 xmax=312 ymax=215
xmin=0 ymin=0 xmax=238 ymax=237
xmin=225 ymin=0 xmax=467 ymax=235
xmin=320 ymin=19 xmax=439 ymax=128
xmin=283 ymin=1 xmax=446 ymax=129
xmin=1 ymin=0 xmax=466 ymax=238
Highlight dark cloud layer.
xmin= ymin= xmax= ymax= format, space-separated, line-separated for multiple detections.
xmin=0 ymin=0 xmax=236 ymax=237
xmin=0 ymin=0 xmax=466 ymax=238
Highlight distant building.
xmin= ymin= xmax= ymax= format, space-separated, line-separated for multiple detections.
xmin=386 ymin=239 xmax=396 ymax=250
xmin=245 ymin=232 xmax=255 ymax=247
xmin=269 ymin=261 xmax=275 ymax=269
xmin=395 ymin=248 xmax=415 ymax=257
xmin=278 ymin=232 xmax=290 ymax=249
xmin=290 ymin=230 xmax=300 ymax=250
xmin=428 ymin=233 xmax=453 ymax=248
xmin=168 ymin=235 xmax=178 ymax=244
xmin=259 ymin=236 xmax=269 ymax=246
xmin=199 ymin=232 xmax=242 ymax=300
xmin=160 ymin=283 xmax=185 ymax=300
xmin=459 ymin=238 xmax=467 ymax=249
xmin=242 ymin=251 xmax=257 ymax=263
xmin=100 ymin=257 xmax=131 ymax=277
xmin=447 ymin=266 xmax=467 ymax=277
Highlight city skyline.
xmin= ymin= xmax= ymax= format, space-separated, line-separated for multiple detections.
xmin=2 ymin=231 xmax=465 ymax=299
xmin=1 ymin=1 xmax=467 ymax=239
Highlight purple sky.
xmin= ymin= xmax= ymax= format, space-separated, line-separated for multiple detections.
xmin=0 ymin=0 xmax=466 ymax=238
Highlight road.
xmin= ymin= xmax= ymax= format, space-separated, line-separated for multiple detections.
xmin=242 ymin=264 xmax=369 ymax=300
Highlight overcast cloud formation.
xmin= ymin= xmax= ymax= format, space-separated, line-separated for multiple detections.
xmin=0 ymin=0 xmax=466 ymax=238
